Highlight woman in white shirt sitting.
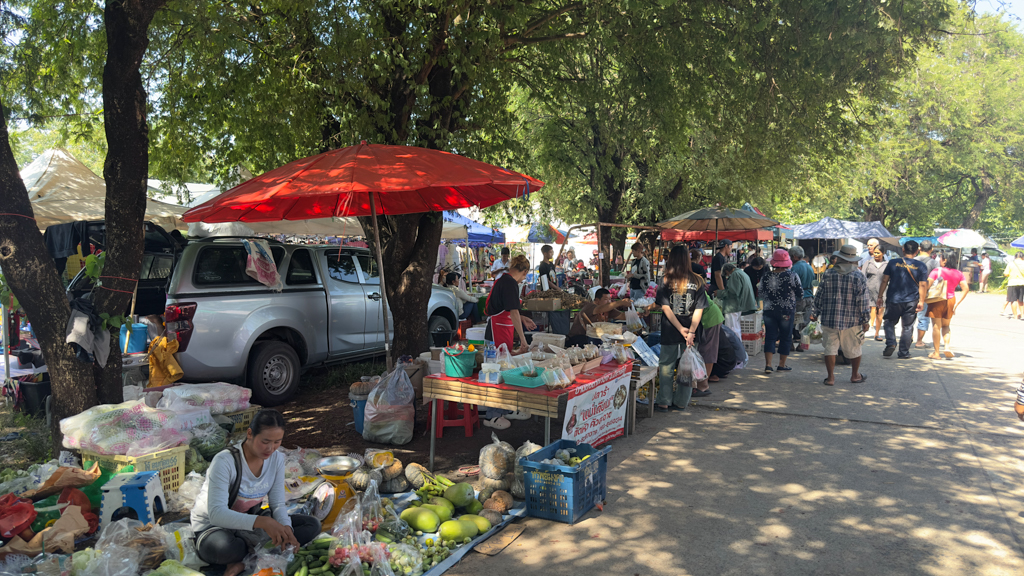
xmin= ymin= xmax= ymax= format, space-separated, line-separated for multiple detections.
xmin=443 ymin=272 xmax=480 ymax=324
xmin=191 ymin=410 xmax=320 ymax=576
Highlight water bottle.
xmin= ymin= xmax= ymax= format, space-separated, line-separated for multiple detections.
xmin=484 ymin=341 xmax=497 ymax=364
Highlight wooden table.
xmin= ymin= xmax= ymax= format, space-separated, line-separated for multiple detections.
xmin=423 ymin=362 xmax=633 ymax=471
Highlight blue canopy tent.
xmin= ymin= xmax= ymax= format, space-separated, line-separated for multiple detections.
xmin=1011 ymin=235 xmax=1024 ymax=249
xmin=442 ymin=211 xmax=505 ymax=245
xmin=899 ymin=236 xmax=939 ymax=246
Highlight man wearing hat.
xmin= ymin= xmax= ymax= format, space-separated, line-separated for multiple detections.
xmin=711 ymin=239 xmax=733 ymax=295
xmin=811 ymin=244 xmax=872 ymax=385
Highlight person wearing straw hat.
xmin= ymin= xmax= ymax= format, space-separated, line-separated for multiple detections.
xmin=811 ymin=245 xmax=871 ymax=386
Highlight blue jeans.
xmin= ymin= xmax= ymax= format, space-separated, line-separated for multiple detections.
xmin=763 ymin=309 xmax=795 ymax=355
xmin=460 ymin=301 xmax=478 ymax=323
xmin=916 ymin=304 xmax=930 ymax=332
xmin=630 ymin=289 xmax=646 ymax=300
xmin=884 ymin=301 xmax=918 ymax=357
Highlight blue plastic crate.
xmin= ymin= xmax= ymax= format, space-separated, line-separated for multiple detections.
xmin=521 ymin=439 xmax=611 ymax=524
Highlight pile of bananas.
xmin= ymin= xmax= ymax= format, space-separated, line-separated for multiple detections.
xmin=414 ymin=472 xmax=454 ymax=499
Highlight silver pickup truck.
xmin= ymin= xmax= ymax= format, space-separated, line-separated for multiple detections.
xmin=162 ymin=238 xmax=459 ymax=406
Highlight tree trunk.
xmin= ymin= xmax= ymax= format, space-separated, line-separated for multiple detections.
xmin=91 ymin=0 xmax=168 ymax=405
xmin=0 ymin=105 xmax=99 ymax=449
xmin=961 ymin=174 xmax=996 ymax=229
xmin=360 ymin=213 xmax=444 ymax=358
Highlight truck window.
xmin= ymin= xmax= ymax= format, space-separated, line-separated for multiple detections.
xmin=325 ymin=253 xmax=360 ymax=283
xmin=194 ymin=245 xmax=285 ymax=286
xmin=140 ymin=254 xmax=174 ymax=280
xmin=286 ymin=249 xmax=318 ymax=285
xmin=355 ymin=254 xmax=379 ymax=283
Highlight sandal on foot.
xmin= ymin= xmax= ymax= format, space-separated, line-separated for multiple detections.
xmin=943 ymin=350 xmax=954 ymax=359
xmin=823 ymin=378 xmax=835 ymax=386
xmin=928 ymin=353 xmax=941 ymax=360
xmin=655 ymin=405 xmax=671 ymax=412
xmin=850 ymin=374 xmax=868 ymax=383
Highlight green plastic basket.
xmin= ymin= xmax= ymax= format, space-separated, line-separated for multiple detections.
xmin=443 ymin=348 xmax=476 ymax=378
xmin=501 ymin=367 xmax=547 ymax=388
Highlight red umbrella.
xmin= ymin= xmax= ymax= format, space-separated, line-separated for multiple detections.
xmin=183 ymin=142 xmax=543 ymax=369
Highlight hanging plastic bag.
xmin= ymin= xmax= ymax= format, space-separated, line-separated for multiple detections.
xmin=624 ymin=305 xmax=644 ymax=333
xmin=802 ymin=320 xmax=823 ymax=343
xmin=677 ymin=346 xmax=707 ymax=389
xmin=363 ymin=369 xmax=415 ymax=445
xmin=241 ymin=238 xmax=283 ymax=291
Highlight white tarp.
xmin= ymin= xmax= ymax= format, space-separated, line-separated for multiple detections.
xmin=20 ymin=148 xmax=188 ymax=231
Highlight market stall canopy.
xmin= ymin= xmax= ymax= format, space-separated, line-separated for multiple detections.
xmin=661 ymin=228 xmax=772 ymax=242
xmin=1011 ymin=235 xmax=1024 ymax=249
xmin=443 ymin=211 xmax=504 ymax=244
xmin=790 ymin=217 xmax=898 ymax=245
xmin=899 ymin=236 xmax=939 ymax=246
xmin=20 ymin=148 xmax=188 ymax=231
xmin=657 ymin=207 xmax=779 ymax=231
xmin=504 ymin=223 xmax=569 ymax=244
xmin=741 ymin=202 xmax=790 ymax=240
xmin=937 ymin=229 xmax=988 ymax=249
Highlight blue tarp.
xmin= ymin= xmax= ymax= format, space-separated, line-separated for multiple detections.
xmin=443 ymin=211 xmax=505 ymax=245
xmin=527 ymin=223 xmax=567 ymax=244
xmin=899 ymin=236 xmax=939 ymax=246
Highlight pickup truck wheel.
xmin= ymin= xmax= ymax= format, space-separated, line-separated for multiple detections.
xmin=247 ymin=341 xmax=300 ymax=406
xmin=428 ymin=315 xmax=453 ymax=335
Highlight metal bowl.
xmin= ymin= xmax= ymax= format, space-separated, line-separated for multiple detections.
xmin=315 ymin=456 xmax=360 ymax=476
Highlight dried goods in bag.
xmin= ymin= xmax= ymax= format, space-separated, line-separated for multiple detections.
xmin=362 ymin=369 xmax=415 ymax=445
xmin=479 ymin=433 xmax=516 ymax=480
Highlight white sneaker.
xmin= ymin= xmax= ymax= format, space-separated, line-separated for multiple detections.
xmin=483 ymin=417 xmax=511 ymax=430
xmin=505 ymin=410 xmax=532 ymax=421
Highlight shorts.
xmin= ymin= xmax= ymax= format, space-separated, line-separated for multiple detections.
xmin=822 ymin=325 xmax=864 ymax=358
xmin=1008 ymin=285 xmax=1024 ymax=303
xmin=926 ymin=298 xmax=955 ymax=320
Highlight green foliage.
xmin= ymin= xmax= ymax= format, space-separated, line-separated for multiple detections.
xmin=80 ymin=254 xmax=127 ymax=330
xmin=0 ymin=274 xmax=18 ymax=309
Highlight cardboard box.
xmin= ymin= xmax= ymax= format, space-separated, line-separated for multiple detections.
xmin=526 ymin=298 xmax=561 ymax=312
xmin=403 ymin=360 xmax=426 ymax=400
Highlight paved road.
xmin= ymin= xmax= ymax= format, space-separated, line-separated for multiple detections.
xmin=448 ymin=293 xmax=1024 ymax=576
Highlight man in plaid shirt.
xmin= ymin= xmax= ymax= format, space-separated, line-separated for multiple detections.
xmin=811 ymin=244 xmax=871 ymax=386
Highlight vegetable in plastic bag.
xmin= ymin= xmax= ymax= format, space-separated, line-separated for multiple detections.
xmin=168 ymin=472 xmax=205 ymax=513
xmin=160 ymin=522 xmax=202 ymax=569
xmin=625 ymin=304 xmax=645 ymax=333
xmin=189 ymin=422 xmax=228 ymax=460
xmin=243 ymin=544 xmax=294 ymax=576
xmin=377 ymin=505 xmax=410 ymax=541
xmin=479 ymin=433 xmax=515 ymax=480
xmin=82 ymin=544 xmax=142 ymax=576
xmin=511 ymin=441 xmax=542 ymax=498
xmin=369 ymin=545 xmax=397 ymax=576
xmin=183 ymin=446 xmax=208 ymax=475
xmin=96 ymin=518 xmax=167 ymax=570
xmin=495 ymin=343 xmax=515 ymax=371
xmin=802 ymin=320 xmax=823 ymax=342
xmin=386 ymin=542 xmax=423 ymax=576
xmin=363 ymin=369 xmax=415 ymax=446
xmin=361 ymin=479 xmax=384 ymax=532
xmin=146 ymin=559 xmax=205 ymax=576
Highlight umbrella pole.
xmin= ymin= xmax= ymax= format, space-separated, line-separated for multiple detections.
xmin=368 ymin=193 xmax=393 ymax=372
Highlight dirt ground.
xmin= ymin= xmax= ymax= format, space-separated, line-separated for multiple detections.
xmin=277 ymin=378 xmax=567 ymax=474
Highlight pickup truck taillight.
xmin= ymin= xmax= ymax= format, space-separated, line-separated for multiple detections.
xmin=164 ymin=303 xmax=197 ymax=352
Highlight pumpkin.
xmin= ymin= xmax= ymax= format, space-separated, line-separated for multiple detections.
xmin=478 ymin=475 xmax=510 ymax=492
xmin=382 ymin=458 xmax=404 ymax=481
xmin=381 ymin=475 xmax=409 ymax=494
xmin=349 ymin=466 xmax=383 ymax=492
xmin=479 ymin=434 xmax=516 ymax=480
xmin=405 ymin=462 xmax=430 ymax=489
xmin=477 ymin=487 xmax=495 ymax=504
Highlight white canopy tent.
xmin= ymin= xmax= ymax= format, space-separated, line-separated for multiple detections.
xmin=20 ymin=148 xmax=189 ymax=231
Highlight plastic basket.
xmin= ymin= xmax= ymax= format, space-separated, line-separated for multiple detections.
xmin=742 ymin=336 xmax=764 ymax=356
xmin=81 ymin=446 xmax=187 ymax=493
xmin=223 ymin=404 xmax=261 ymax=434
xmin=500 ymin=367 xmax=547 ymax=388
xmin=739 ymin=311 xmax=764 ymax=334
xmin=443 ymin=349 xmax=476 ymax=378
xmin=522 ymin=439 xmax=611 ymax=524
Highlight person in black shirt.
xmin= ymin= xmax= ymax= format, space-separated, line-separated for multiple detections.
xmin=483 ymin=254 xmax=536 ymax=429
xmin=690 ymin=248 xmax=707 ymax=281
xmin=537 ymin=244 xmax=555 ymax=288
xmin=711 ymin=239 xmax=732 ymax=295
xmin=654 ymin=246 xmax=708 ymax=412
xmin=745 ymin=256 xmax=767 ymax=300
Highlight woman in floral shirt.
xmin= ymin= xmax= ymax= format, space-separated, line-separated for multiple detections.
xmin=758 ymin=249 xmax=804 ymax=374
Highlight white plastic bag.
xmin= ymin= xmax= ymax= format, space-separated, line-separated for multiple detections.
xmin=125 ymin=427 xmax=189 ymax=457
xmin=624 ymin=304 xmax=644 ymax=333
xmin=495 ymin=343 xmax=515 ymax=371
xmin=158 ymin=382 xmax=251 ymax=415
xmin=677 ymin=346 xmax=707 ymax=388
xmin=511 ymin=440 xmax=542 ymax=499
xmin=363 ymin=369 xmax=415 ymax=445
xmin=82 ymin=545 xmax=142 ymax=576
xmin=161 ymin=523 xmax=202 ymax=569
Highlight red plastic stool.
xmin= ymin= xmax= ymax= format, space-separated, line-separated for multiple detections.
xmin=456 ymin=319 xmax=473 ymax=340
xmin=428 ymin=400 xmax=480 ymax=438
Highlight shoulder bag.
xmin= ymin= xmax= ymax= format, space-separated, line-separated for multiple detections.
xmin=925 ymin=268 xmax=947 ymax=304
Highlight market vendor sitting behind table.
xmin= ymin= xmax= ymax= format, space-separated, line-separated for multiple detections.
xmin=565 ymin=288 xmax=634 ymax=348
xmin=191 ymin=410 xmax=320 ymax=576
xmin=483 ymin=254 xmax=537 ymax=430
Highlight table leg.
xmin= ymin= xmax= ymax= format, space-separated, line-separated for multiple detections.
xmin=544 ymin=416 xmax=551 ymax=445
xmin=647 ymin=379 xmax=655 ymax=419
xmin=429 ymin=398 xmax=438 ymax=472
xmin=626 ymin=387 xmax=636 ymax=436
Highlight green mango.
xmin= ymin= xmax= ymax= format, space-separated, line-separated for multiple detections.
xmin=421 ymin=503 xmax=452 ymax=522
xmin=400 ymin=507 xmax=441 ymax=533
xmin=457 ymin=514 xmax=492 ymax=534
xmin=464 ymin=499 xmax=483 ymax=514
xmin=443 ymin=483 xmax=476 ymax=508
xmin=438 ymin=519 xmax=479 ymax=542
xmin=428 ymin=497 xmax=455 ymax=513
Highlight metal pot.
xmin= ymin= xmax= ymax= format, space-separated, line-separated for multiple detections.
xmin=315 ymin=455 xmax=360 ymax=477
